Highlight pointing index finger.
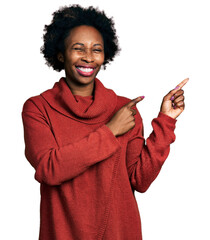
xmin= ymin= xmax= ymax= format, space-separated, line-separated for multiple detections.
xmin=175 ymin=78 xmax=189 ymax=90
xmin=126 ymin=96 xmax=144 ymax=108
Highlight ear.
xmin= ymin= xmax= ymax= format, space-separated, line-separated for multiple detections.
xmin=57 ymin=52 xmax=64 ymax=63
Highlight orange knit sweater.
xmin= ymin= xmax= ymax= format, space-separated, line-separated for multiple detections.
xmin=22 ymin=77 xmax=176 ymax=240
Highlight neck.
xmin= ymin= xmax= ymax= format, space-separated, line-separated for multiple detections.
xmin=65 ymin=77 xmax=94 ymax=96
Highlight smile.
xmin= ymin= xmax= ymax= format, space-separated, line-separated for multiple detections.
xmin=75 ymin=66 xmax=96 ymax=77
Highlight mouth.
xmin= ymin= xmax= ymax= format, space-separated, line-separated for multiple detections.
xmin=75 ymin=65 xmax=96 ymax=77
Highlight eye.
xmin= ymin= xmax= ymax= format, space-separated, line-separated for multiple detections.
xmin=93 ymin=49 xmax=103 ymax=53
xmin=73 ymin=47 xmax=85 ymax=52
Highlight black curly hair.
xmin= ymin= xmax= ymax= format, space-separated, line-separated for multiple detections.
xmin=40 ymin=4 xmax=121 ymax=72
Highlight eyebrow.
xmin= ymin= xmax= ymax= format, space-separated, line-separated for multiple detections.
xmin=72 ymin=43 xmax=103 ymax=47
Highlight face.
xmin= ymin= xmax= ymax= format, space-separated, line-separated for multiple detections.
xmin=58 ymin=25 xmax=105 ymax=87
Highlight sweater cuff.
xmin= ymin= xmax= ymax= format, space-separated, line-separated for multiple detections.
xmin=100 ymin=124 xmax=121 ymax=149
xmin=153 ymin=112 xmax=176 ymax=144
xmin=158 ymin=112 xmax=177 ymax=125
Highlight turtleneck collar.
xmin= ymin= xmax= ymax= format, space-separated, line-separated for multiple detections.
xmin=41 ymin=77 xmax=117 ymax=124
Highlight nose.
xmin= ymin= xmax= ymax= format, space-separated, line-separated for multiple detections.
xmin=81 ymin=48 xmax=94 ymax=63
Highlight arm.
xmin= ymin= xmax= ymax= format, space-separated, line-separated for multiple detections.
xmin=126 ymin=109 xmax=176 ymax=193
xmin=22 ymin=99 xmax=121 ymax=186
xmin=107 ymin=78 xmax=188 ymax=192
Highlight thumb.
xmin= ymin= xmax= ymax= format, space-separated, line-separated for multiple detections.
xmin=126 ymin=96 xmax=145 ymax=108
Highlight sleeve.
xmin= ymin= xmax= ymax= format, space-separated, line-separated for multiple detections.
xmin=126 ymin=106 xmax=176 ymax=193
xmin=22 ymin=99 xmax=121 ymax=186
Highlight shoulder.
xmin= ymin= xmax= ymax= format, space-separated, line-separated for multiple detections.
xmin=22 ymin=79 xmax=53 ymax=114
xmin=22 ymin=81 xmax=58 ymax=113
xmin=22 ymin=95 xmax=45 ymax=113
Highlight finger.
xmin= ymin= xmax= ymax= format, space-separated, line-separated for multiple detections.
xmin=173 ymin=95 xmax=184 ymax=105
xmin=127 ymin=115 xmax=136 ymax=126
xmin=164 ymin=78 xmax=188 ymax=101
xmin=164 ymin=90 xmax=177 ymax=101
xmin=130 ymin=109 xmax=137 ymax=116
xmin=175 ymin=78 xmax=189 ymax=90
xmin=126 ymin=96 xmax=145 ymax=108
xmin=171 ymin=90 xmax=184 ymax=101
xmin=174 ymin=101 xmax=185 ymax=109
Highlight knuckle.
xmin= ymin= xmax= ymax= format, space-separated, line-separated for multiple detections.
xmin=130 ymin=115 xmax=135 ymax=121
xmin=127 ymin=111 xmax=132 ymax=116
xmin=123 ymin=107 xmax=128 ymax=113
xmin=177 ymin=101 xmax=184 ymax=107
xmin=131 ymin=119 xmax=136 ymax=124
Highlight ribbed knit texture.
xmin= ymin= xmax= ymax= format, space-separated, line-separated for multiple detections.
xmin=40 ymin=77 xmax=117 ymax=123
xmin=22 ymin=77 xmax=176 ymax=240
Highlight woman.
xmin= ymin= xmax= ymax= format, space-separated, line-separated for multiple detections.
xmin=22 ymin=5 xmax=188 ymax=240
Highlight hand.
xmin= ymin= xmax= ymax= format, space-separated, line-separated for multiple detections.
xmin=106 ymin=96 xmax=144 ymax=136
xmin=160 ymin=78 xmax=189 ymax=119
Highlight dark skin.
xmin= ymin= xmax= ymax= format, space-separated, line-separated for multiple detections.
xmin=106 ymin=78 xmax=189 ymax=137
xmin=58 ymin=25 xmax=188 ymax=137
xmin=57 ymin=25 xmax=105 ymax=96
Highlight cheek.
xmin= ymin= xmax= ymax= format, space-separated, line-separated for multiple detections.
xmin=64 ymin=56 xmax=79 ymax=72
xmin=64 ymin=51 xmax=79 ymax=64
xmin=96 ymin=54 xmax=105 ymax=65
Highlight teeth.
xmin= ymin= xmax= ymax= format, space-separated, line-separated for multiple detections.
xmin=77 ymin=67 xmax=94 ymax=73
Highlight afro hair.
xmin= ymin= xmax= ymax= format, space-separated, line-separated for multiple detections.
xmin=40 ymin=4 xmax=121 ymax=71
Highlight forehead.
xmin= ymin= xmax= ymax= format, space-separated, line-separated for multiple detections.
xmin=65 ymin=25 xmax=104 ymax=46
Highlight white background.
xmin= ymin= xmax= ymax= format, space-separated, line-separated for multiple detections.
xmin=1 ymin=0 xmax=209 ymax=239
